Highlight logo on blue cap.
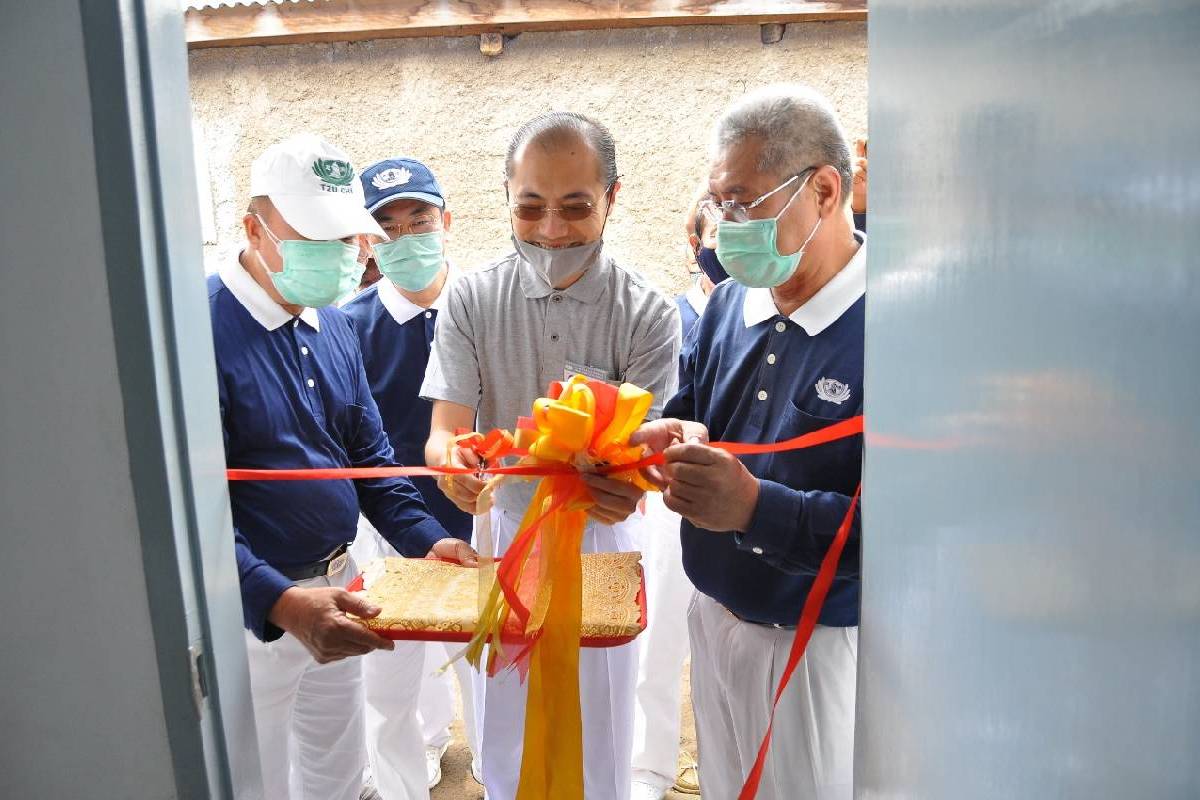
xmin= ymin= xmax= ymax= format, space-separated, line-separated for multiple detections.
xmin=371 ymin=167 xmax=412 ymax=190
xmin=361 ymin=158 xmax=445 ymax=213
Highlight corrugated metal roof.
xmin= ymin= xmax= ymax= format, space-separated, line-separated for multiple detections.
xmin=186 ymin=0 xmax=324 ymax=10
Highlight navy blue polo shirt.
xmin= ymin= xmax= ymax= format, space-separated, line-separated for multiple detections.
xmin=341 ymin=278 xmax=471 ymax=539
xmin=209 ymin=259 xmax=448 ymax=641
xmin=674 ymin=283 xmax=709 ymax=383
xmin=675 ymin=292 xmax=700 ymax=342
xmin=854 ymin=211 xmax=868 ymax=234
xmin=663 ymin=235 xmax=865 ymax=627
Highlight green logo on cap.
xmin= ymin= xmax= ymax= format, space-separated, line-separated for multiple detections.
xmin=312 ymin=158 xmax=354 ymax=187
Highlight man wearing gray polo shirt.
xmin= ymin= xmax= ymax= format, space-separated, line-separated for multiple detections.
xmin=421 ymin=111 xmax=680 ymax=800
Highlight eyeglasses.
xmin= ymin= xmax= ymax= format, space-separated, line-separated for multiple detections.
xmin=508 ymin=182 xmax=618 ymax=223
xmin=377 ymin=214 xmax=441 ymax=238
xmin=699 ymin=167 xmax=817 ymax=224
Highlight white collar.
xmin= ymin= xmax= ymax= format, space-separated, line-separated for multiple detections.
xmin=377 ymin=264 xmax=454 ymax=326
xmin=743 ymin=233 xmax=866 ymax=336
xmin=219 ymin=253 xmax=321 ymax=331
xmin=685 ymin=282 xmax=709 ymax=317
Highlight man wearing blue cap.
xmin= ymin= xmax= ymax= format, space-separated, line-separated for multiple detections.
xmin=210 ymin=133 xmax=478 ymax=800
xmin=342 ymin=158 xmax=480 ymax=796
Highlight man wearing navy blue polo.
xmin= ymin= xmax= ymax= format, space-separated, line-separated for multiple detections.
xmin=342 ymin=158 xmax=480 ymax=795
xmin=209 ymin=133 xmax=476 ymax=800
xmin=632 ymin=85 xmax=865 ymax=800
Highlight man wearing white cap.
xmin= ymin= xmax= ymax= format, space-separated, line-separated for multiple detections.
xmin=209 ymin=132 xmax=477 ymax=800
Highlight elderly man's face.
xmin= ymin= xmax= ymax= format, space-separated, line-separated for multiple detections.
xmin=708 ymin=136 xmax=824 ymax=258
xmin=245 ymin=201 xmax=368 ymax=275
xmin=507 ymin=133 xmax=616 ymax=249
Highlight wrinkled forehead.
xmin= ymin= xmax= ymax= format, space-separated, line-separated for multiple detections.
xmin=708 ymin=135 xmax=780 ymax=197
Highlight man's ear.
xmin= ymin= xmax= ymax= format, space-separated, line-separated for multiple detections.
xmin=813 ymin=166 xmax=842 ymax=215
xmin=243 ymin=212 xmax=262 ymax=249
xmin=604 ymin=180 xmax=621 ymax=219
xmin=442 ymin=209 xmax=452 ymax=233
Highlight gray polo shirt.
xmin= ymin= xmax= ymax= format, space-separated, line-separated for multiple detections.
xmin=421 ymin=249 xmax=681 ymax=514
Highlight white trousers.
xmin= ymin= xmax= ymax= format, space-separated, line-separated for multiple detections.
xmin=630 ymin=492 xmax=694 ymax=792
xmin=474 ymin=506 xmax=641 ymax=800
xmin=688 ymin=591 xmax=857 ymax=800
xmin=350 ymin=518 xmax=446 ymax=800
xmin=243 ymin=562 xmax=365 ymax=800
xmin=418 ymin=639 xmax=480 ymax=766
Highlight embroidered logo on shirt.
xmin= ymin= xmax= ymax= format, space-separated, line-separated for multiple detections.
xmin=312 ymin=158 xmax=354 ymax=187
xmin=371 ymin=167 xmax=412 ymax=190
xmin=815 ymin=377 xmax=852 ymax=405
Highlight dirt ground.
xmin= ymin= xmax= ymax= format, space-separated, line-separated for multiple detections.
xmin=431 ymin=663 xmax=698 ymax=800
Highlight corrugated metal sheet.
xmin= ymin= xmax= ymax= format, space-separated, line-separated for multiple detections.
xmin=186 ymin=1 xmax=324 ymax=10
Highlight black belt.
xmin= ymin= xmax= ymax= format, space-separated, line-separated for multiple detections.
xmin=728 ymin=606 xmax=796 ymax=631
xmin=278 ymin=543 xmax=351 ymax=581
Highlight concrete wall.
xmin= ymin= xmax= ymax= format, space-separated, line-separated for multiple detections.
xmin=188 ymin=21 xmax=866 ymax=296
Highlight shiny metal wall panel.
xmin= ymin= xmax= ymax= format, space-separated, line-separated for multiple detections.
xmin=859 ymin=2 xmax=1200 ymax=798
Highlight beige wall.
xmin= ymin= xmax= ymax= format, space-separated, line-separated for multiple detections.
xmin=188 ymin=21 xmax=866 ymax=297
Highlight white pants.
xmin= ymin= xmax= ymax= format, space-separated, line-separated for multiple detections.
xmin=418 ymin=639 xmax=480 ymax=766
xmin=688 ymin=591 xmax=857 ymax=800
xmin=243 ymin=562 xmax=365 ymax=800
xmin=350 ymin=519 xmax=435 ymax=800
xmin=474 ymin=506 xmax=641 ymax=800
xmin=630 ymin=493 xmax=693 ymax=792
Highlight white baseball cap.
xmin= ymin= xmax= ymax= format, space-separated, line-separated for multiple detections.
xmin=250 ymin=133 xmax=387 ymax=241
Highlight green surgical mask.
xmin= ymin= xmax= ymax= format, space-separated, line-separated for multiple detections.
xmin=257 ymin=216 xmax=364 ymax=308
xmin=716 ymin=175 xmax=822 ymax=289
xmin=373 ymin=231 xmax=445 ymax=291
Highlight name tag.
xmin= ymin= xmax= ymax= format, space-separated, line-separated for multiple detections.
xmin=564 ymin=360 xmax=616 ymax=384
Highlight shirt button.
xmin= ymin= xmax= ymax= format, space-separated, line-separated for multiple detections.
xmin=306 ymin=378 xmax=315 ymax=388
xmin=751 ymin=546 xmax=764 ymax=555
xmin=552 ymin=294 xmax=562 ymax=303
xmin=293 ymin=319 xmax=300 ymax=328
xmin=757 ymin=390 xmax=768 ymax=401
xmin=775 ymin=321 xmax=786 ymax=333
xmin=551 ymin=334 xmax=560 ymax=342
xmin=424 ymin=311 xmax=433 ymax=318
xmin=766 ymin=353 xmax=776 ymax=365
xmin=300 ymin=346 xmax=309 ymax=356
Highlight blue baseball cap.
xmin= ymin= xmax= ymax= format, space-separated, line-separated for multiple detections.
xmin=360 ymin=158 xmax=445 ymax=214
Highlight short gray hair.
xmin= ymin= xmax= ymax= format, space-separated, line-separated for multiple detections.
xmin=505 ymin=111 xmax=619 ymax=187
xmin=712 ymin=84 xmax=852 ymax=205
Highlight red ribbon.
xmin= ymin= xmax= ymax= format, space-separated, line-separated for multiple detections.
xmin=225 ymin=415 xmax=866 ymax=482
xmin=737 ymin=483 xmax=861 ymax=800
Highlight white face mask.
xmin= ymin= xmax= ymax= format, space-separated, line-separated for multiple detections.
xmin=513 ymin=237 xmax=603 ymax=288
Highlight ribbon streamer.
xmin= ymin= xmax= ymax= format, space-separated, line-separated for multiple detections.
xmin=737 ymin=484 xmax=860 ymax=800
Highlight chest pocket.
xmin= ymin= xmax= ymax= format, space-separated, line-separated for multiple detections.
xmin=336 ymin=402 xmax=370 ymax=454
xmin=764 ymin=397 xmax=862 ymax=496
